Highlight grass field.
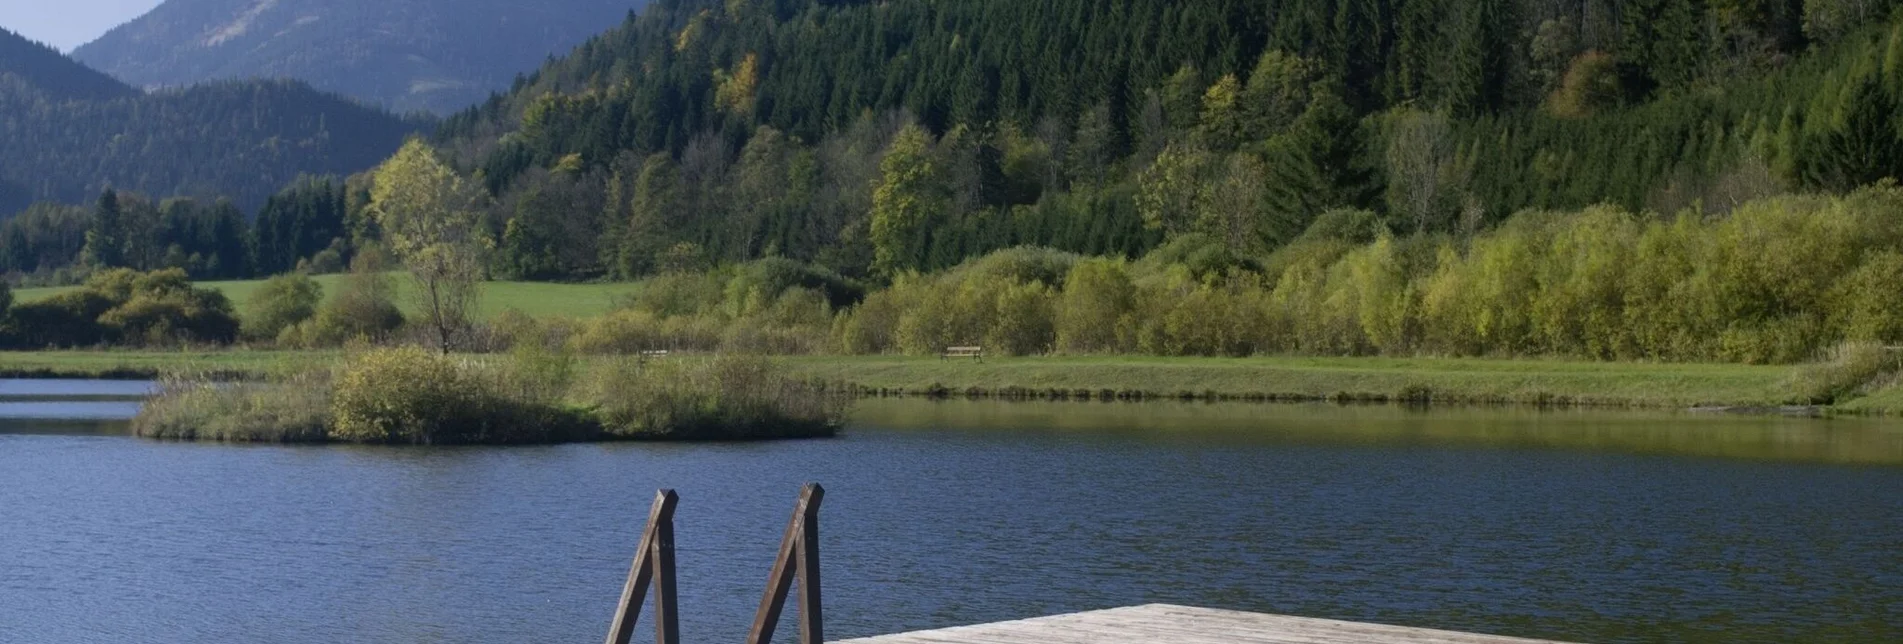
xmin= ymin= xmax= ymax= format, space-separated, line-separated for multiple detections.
xmin=0 ymin=350 xmax=1805 ymax=410
xmin=13 ymin=275 xmax=641 ymax=320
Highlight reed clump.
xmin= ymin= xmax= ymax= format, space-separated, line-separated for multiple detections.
xmin=132 ymin=347 xmax=844 ymax=444
xmin=133 ymin=371 xmax=330 ymax=442
xmin=1782 ymin=341 xmax=1902 ymax=405
xmin=580 ymin=354 xmax=847 ymax=440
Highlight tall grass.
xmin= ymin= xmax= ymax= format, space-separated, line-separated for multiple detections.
xmin=133 ymin=372 xmax=330 ymax=442
xmin=1782 ymin=341 xmax=1902 ymax=404
xmin=580 ymin=354 xmax=848 ymax=440
xmin=131 ymin=347 xmax=844 ymax=444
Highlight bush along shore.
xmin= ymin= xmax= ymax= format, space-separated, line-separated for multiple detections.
xmin=131 ymin=347 xmax=848 ymax=444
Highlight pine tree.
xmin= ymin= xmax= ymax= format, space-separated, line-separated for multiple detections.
xmin=1802 ymin=77 xmax=1903 ymax=191
xmin=1263 ymin=92 xmax=1382 ymax=234
xmin=82 ymin=189 xmax=125 ymax=268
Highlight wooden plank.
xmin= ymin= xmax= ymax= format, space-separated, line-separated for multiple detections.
xmin=604 ymin=489 xmax=679 ymax=644
xmin=748 ymin=483 xmax=826 ymax=644
xmin=831 ymin=604 xmax=1577 ymax=644
xmin=797 ymin=511 xmax=823 ymax=644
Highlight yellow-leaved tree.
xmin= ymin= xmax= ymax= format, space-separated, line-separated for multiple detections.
xmin=369 ymin=139 xmax=492 ymax=354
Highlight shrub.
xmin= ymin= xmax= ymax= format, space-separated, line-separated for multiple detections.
xmin=4 ymin=290 xmax=114 ymax=347
xmin=286 ymin=269 xmax=404 ymax=347
xmin=1055 ymin=259 xmax=1134 ymax=353
xmin=568 ymin=309 xmax=722 ymax=354
xmin=243 ymin=273 xmax=324 ymax=341
xmin=329 ymin=347 xmax=591 ymax=445
xmin=13 ymin=268 xmax=242 ymax=348
xmin=723 ymin=257 xmax=865 ymax=312
xmin=490 ymin=309 xmax=580 ymax=351
xmin=987 ymin=281 xmax=1056 ymax=356
xmin=833 ymin=286 xmax=909 ymax=354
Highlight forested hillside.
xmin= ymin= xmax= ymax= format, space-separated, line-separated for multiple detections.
xmin=73 ymin=0 xmax=650 ymax=114
xmin=0 ymin=27 xmax=423 ymax=216
xmin=12 ymin=0 xmax=1903 ymax=366
xmin=0 ymin=27 xmax=137 ymax=102
xmin=429 ymin=0 xmax=1903 ymax=284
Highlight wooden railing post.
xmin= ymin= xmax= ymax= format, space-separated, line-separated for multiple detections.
xmin=747 ymin=483 xmax=825 ymax=644
xmin=605 ymin=489 xmax=681 ymax=644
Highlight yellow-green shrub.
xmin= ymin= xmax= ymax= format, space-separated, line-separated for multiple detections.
xmin=329 ymin=347 xmax=590 ymax=444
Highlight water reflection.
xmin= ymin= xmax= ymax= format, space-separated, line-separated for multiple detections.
xmin=0 ymin=378 xmax=156 ymax=401
xmin=852 ymin=399 xmax=1903 ymax=465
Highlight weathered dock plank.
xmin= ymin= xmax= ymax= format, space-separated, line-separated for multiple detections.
xmin=833 ymin=604 xmax=1576 ymax=644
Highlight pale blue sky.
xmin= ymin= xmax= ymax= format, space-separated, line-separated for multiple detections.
xmin=1 ymin=0 xmax=165 ymax=51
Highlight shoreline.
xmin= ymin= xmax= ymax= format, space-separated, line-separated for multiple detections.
xmin=0 ymin=351 xmax=1843 ymax=412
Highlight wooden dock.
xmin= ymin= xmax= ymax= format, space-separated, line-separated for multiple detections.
xmin=833 ymin=604 xmax=1575 ymax=644
xmin=601 ymin=489 xmax=1581 ymax=644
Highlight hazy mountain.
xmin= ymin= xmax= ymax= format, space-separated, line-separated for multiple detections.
xmin=0 ymin=26 xmax=422 ymax=214
xmin=71 ymin=0 xmax=649 ymax=114
xmin=0 ymin=26 xmax=137 ymax=102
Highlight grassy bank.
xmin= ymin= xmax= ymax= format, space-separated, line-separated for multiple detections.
xmin=781 ymin=356 xmax=1795 ymax=409
xmin=6 ymin=349 xmax=1874 ymax=412
xmin=14 ymin=276 xmax=639 ymax=321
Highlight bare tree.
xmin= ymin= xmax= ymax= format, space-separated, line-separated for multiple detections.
xmin=1384 ymin=110 xmax=1468 ymax=235
xmin=1198 ymin=153 xmax=1270 ymax=253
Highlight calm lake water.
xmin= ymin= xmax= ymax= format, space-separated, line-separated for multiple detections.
xmin=3 ymin=385 xmax=1902 ymax=644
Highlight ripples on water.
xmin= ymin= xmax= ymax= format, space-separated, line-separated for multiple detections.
xmin=1 ymin=389 xmax=1900 ymax=644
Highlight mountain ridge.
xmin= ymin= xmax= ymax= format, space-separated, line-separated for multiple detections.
xmin=72 ymin=0 xmax=650 ymax=114
xmin=0 ymin=26 xmax=423 ymax=214
xmin=0 ymin=26 xmax=138 ymax=102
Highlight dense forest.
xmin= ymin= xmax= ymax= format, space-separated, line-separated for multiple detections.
xmin=0 ymin=179 xmax=366 ymax=284
xmin=417 ymin=0 xmax=1903 ymax=284
xmin=74 ymin=0 xmax=651 ymax=114
xmin=0 ymin=27 xmax=423 ymax=216
xmin=9 ymin=0 xmax=1903 ymax=365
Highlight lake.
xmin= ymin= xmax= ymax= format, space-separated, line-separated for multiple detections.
xmin=2 ymin=383 xmax=1901 ymax=643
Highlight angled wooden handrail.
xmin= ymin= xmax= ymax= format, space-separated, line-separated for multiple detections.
xmin=605 ymin=489 xmax=681 ymax=644
xmin=747 ymin=483 xmax=826 ymax=644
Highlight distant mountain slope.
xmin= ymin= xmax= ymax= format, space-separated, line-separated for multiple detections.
xmin=72 ymin=0 xmax=650 ymax=114
xmin=0 ymin=28 xmax=423 ymax=214
xmin=0 ymin=26 xmax=137 ymax=101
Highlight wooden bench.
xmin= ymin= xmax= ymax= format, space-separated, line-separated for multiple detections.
xmin=637 ymin=350 xmax=670 ymax=367
xmin=940 ymin=346 xmax=984 ymax=362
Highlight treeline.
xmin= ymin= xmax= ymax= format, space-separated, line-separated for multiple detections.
xmin=482 ymin=185 xmax=1903 ymax=365
xmin=0 ymin=27 xmax=425 ymax=215
xmin=419 ymin=0 xmax=1903 ymax=284
xmin=0 ymin=179 xmax=372 ymax=285
xmin=15 ymin=184 xmax=1901 ymax=365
